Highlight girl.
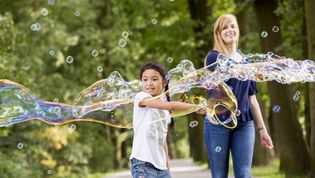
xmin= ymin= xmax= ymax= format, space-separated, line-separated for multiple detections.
xmin=130 ymin=62 xmax=200 ymax=178
xmin=203 ymin=14 xmax=273 ymax=178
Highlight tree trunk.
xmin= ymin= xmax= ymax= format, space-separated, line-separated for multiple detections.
xmin=188 ymin=114 xmax=208 ymax=162
xmin=187 ymin=0 xmax=212 ymax=163
xmin=120 ymin=129 xmax=130 ymax=168
xmin=167 ymin=131 xmax=177 ymax=159
xmin=254 ymin=0 xmax=310 ymax=176
xmin=109 ymin=127 xmax=120 ymax=169
xmin=187 ymin=0 xmax=213 ymax=56
xmin=234 ymin=0 xmax=275 ymax=166
xmin=301 ymin=1 xmax=311 ymax=150
xmin=234 ymin=0 xmax=252 ymax=36
xmin=304 ymin=0 xmax=315 ymax=176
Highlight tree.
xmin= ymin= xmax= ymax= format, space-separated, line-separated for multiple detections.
xmin=253 ymin=0 xmax=310 ymax=176
xmin=233 ymin=0 xmax=275 ymax=166
xmin=187 ymin=0 xmax=212 ymax=163
xmin=304 ymin=0 xmax=315 ymax=176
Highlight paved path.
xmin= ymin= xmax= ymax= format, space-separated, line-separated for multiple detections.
xmin=103 ymin=159 xmax=212 ymax=178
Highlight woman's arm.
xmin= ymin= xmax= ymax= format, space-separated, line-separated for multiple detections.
xmin=249 ymin=95 xmax=274 ymax=149
xmin=139 ymin=97 xmax=199 ymax=112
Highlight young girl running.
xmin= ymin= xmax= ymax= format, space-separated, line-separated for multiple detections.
xmin=130 ymin=62 xmax=201 ymax=178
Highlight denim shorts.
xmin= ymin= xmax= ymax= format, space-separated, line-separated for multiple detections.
xmin=130 ymin=158 xmax=172 ymax=178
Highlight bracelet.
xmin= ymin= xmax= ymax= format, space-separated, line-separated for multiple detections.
xmin=257 ymin=127 xmax=265 ymax=132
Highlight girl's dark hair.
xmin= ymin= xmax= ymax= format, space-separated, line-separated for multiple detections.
xmin=139 ymin=62 xmax=175 ymax=130
xmin=140 ymin=62 xmax=168 ymax=80
xmin=164 ymin=82 xmax=175 ymax=131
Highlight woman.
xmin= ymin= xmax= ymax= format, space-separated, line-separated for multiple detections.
xmin=203 ymin=14 xmax=273 ymax=178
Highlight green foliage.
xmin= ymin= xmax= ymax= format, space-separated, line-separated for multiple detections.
xmin=172 ymin=117 xmax=190 ymax=158
xmin=275 ymin=0 xmax=305 ymax=59
xmin=212 ymin=0 xmax=235 ymax=18
xmin=0 ymin=150 xmax=42 ymax=178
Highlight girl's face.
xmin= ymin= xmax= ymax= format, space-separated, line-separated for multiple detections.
xmin=220 ymin=20 xmax=238 ymax=45
xmin=141 ymin=69 xmax=165 ymax=97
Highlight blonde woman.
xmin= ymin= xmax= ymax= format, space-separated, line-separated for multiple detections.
xmin=203 ymin=14 xmax=273 ymax=178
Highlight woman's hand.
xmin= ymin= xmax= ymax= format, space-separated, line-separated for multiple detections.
xmin=259 ymin=129 xmax=274 ymax=149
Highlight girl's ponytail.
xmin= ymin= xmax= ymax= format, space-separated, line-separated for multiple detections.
xmin=165 ymin=82 xmax=175 ymax=131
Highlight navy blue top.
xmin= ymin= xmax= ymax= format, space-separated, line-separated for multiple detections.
xmin=205 ymin=50 xmax=258 ymax=122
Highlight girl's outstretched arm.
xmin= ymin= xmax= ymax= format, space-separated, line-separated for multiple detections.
xmin=139 ymin=97 xmax=199 ymax=112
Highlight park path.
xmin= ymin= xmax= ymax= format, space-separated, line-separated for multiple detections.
xmin=103 ymin=159 xmax=231 ymax=178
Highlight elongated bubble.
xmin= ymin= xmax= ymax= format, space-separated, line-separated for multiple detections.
xmin=1 ymin=52 xmax=314 ymax=129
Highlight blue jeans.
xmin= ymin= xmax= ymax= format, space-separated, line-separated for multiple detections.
xmin=130 ymin=158 xmax=172 ymax=178
xmin=204 ymin=118 xmax=255 ymax=178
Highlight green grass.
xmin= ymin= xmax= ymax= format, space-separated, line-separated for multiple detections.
xmin=87 ymin=173 xmax=106 ymax=178
xmin=251 ymin=160 xmax=308 ymax=178
xmin=252 ymin=164 xmax=284 ymax=178
xmin=196 ymin=159 xmax=285 ymax=178
xmin=200 ymin=159 xmax=301 ymax=178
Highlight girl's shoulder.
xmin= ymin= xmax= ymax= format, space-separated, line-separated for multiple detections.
xmin=135 ymin=91 xmax=152 ymax=100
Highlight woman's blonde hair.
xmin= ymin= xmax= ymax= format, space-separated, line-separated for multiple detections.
xmin=213 ymin=14 xmax=239 ymax=55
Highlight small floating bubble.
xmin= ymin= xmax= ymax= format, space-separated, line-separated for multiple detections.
xmin=30 ymin=23 xmax=41 ymax=31
xmin=41 ymin=8 xmax=49 ymax=16
xmin=49 ymin=49 xmax=55 ymax=56
xmin=236 ymin=109 xmax=241 ymax=116
xmin=167 ymin=57 xmax=173 ymax=63
xmin=118 ymin=39 xmax=127 ymax=48
xmin=261 ymin=31 xmax=268 ymax=38
xmin=122 ymin=31 xmax=129 ymax=39
xmin=48 ymin=0 xmax=55 ymax=5
xmin=66 ymin=56 xmax=74 ymax=64
xmin=215 ymin=146 xmax=222 ymax=152
xmin=35 ymin=23 xmax=41 ymax=31
xmin=272 ymin=105 xmax=281 ymax=113
xmin=68 ymin=124 xmax=76 ymax=133
xmin=292 ymin=91 xmax=300 ymax=102
xmin=17 ymin=143 xmax=24 ymax=149
xmin=272 ymin=26 xmax=279 ymax=33
xmin=189 ymin=120 xmax=198 ymax=128
xmin=97 ymin=66 xmax=103 ymax=73
xmin=151 ymin=19 xmax=158 ymax=25
xmin=74 ymin=11 xmax=80 ymax=17
xmin=47 ymin=170 xmax=52 ymax=175
xmin=91 ymin=50 xmax=98 ymax=57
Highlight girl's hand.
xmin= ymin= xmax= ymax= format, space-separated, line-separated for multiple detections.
xmin=166 ymin=159 xmax=170 ymax=171
xmin=259 ymin=129 xmax=274 ymax=149
xmin=196 ymin=108 xmax=206 ymax=115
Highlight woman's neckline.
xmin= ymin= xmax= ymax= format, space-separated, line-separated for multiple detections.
xmin=212 ymin=49 xmax=244 ymax=63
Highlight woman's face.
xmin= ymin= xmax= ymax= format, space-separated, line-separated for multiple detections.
xmin=220 ymin=20 xmax=238 ymax=45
